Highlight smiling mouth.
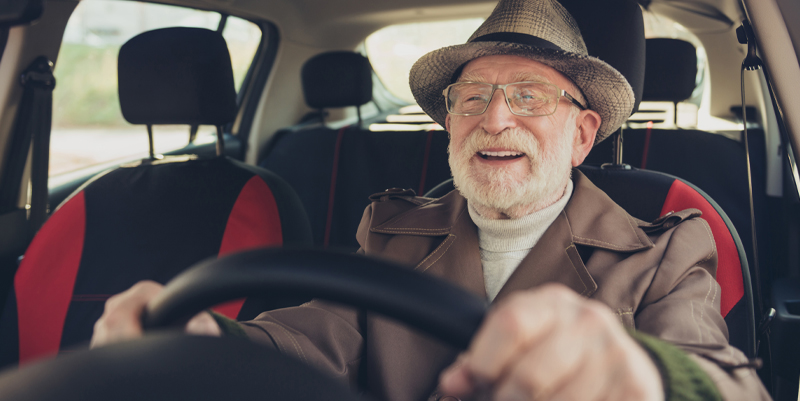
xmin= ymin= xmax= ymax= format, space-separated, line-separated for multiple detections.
xmin=477 ymin=150 xmax=525 ymax=161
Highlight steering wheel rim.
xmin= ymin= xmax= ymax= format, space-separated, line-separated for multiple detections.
xmin=144 ymin=248 xmax=487 ymax=350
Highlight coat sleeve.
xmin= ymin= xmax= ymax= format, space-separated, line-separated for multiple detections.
xmin=634 ymin=217 xmax=771 ymax=400
xmin=238 ymin=300 xmax=363 ymax=388
xmin=233 ymin=204 xmax=378 ymax=388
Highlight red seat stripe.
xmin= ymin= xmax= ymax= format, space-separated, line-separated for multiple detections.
xmin=16 ymin=192 xmax=87 ymax=364
xmin=323 ymin=127 xmax=346 ymax=248
xmin=660 ymin=180 xmax=744 ymax=317
xmin=213 ymin=176 xmax=284 ymax=318
xmin=641 ymin=121 xmax=653 ymax=169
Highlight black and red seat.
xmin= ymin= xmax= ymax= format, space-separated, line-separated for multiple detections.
xmin=585 ymin=38 xmax=769 ymax=282
xmin=0 ymin=27 xmax=312 ymax=367
xmin=424 ymin=166 xmax=756 ymax=358
xmin=260 ymin=51 xmax=451 ymax=251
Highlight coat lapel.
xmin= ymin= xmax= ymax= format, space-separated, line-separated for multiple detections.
xmin=495 ymin=170 xmax=654 ymax=302
xmin=370 ymin=190 xmax=487 ymax=299
xmin=368 ymin=169 xmax=655 ymax=304
xmin=495 ymin=211 xmax=598 ymax=300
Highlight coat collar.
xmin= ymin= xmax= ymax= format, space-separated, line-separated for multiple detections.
xmin=372 ymin=169 xmax=654 ymax=252
xmin=370 ymin=169 xmax=654 ymax=300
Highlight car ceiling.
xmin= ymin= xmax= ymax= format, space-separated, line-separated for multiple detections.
xmin=137 ymin=0 xmax=743 ymax=48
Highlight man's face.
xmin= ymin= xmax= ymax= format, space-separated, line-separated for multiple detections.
xmin=445 ymin=55 xmax=597 ymax=219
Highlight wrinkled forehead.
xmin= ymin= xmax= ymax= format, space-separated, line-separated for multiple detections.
xmin=455 ymin=55 xmax=583 ymax=99
xmin=458 ymin=70 xmax=550 ymax=84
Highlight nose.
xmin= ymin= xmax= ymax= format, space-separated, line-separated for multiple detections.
xmin=480 ymin=88 xmax=518 ymax=135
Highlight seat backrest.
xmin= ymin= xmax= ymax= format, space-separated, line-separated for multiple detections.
xmin=576 ymin=166 xmax=754 ymax=358
xmin=585 ymin=38 xmax=768 ymax=301
xmin=424 ymin=165 xmax=756 ymax=358
xmin=0 ymin=27 xmax=312 ymax=367
xmin=260 ymin=51 xmax=451 ymax=251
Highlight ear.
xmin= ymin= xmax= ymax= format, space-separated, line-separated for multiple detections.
xmin=571 ymin=109 xmax=601 ymax=167
xmin=445 ymin=114 xmax=452 ymax=132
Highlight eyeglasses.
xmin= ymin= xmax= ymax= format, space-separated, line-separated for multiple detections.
xmin=442 ymin=81 xmax=587 ymax=117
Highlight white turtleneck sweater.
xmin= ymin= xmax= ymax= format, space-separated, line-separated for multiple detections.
xmin=468 ymin=179 xmax=574 ymax=301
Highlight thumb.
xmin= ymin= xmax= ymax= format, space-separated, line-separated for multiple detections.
xmin=439 ymin=353 xmax=476 ymax=398
xmin=185 ymin=311 xmax=222 ymax=336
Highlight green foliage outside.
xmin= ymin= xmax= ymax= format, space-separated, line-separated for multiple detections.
xmin=53 ymin=43 xmax=128 ymax=128
xmin=52 ymin=41 xmax=256 ymax=129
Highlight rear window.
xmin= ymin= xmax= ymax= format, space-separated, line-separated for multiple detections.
xmin=50 ymin=0 xmax=263 ymax=177
xmin=366 ymin=13 xmax=737 ymax=133
xmin=365 ymin=18 xmax=484 ymax=104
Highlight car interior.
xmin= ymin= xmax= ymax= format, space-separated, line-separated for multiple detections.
xmin=0 ymin=0 xmax=799 ymax=399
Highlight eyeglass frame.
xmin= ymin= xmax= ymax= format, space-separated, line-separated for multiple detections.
xmin=442 ymin=81 xmax=588 ymax=117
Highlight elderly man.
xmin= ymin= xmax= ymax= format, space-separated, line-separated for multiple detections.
xmin=92 ymin=0 xmax=771 ymax=400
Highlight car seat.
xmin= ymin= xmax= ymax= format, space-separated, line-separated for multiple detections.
xmin=260 ymin=51 xmax=451 ymax=251
xmin=424 ymin=166 xmax=756 ymax=358
xmin=585 ymin=37 xmax=768 ymax=308
xmin=0 ymin=27 xmax=312 ymax=367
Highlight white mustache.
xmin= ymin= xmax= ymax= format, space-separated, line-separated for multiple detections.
xmin=460 ymin=127 xmax=541 ymax=161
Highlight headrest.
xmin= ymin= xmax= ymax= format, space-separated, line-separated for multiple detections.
xmin=118 ymin=27 xmax=237 ymax=125
xmin=559 ymin=0 xmax=646 ymax=115
xmin=301 ymin=52 xmax=372 ymax=109
xmin=643 ymin=38 xmax=698 ymax=102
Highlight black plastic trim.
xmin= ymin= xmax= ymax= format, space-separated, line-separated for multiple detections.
xmin=233 ymin=21 xmax=280 ymax=161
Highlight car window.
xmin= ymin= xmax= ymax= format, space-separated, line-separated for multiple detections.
xmin=50 ymin=0 xmax=262 ymax=177
xmin=365 ymin=18 xmax=484 ymax=104
xmin=635 ymin=11 xmax=740 ymax=132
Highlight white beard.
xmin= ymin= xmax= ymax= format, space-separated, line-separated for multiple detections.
xmin=448 ymin=113 xmax=577 ymax=219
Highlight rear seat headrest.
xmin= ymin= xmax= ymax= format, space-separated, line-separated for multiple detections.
xmin=560 ymin=0 xmax=646 ymax=115
xmin=643 ymin=38 xmax=698 ymax=102
xmin=118 ymin=27 xmax=237 ymax=125
xmin=301 ymin=51 xmax=372 ymax=109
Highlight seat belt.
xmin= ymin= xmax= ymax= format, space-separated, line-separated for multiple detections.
xmin=17 ymin=56 xmax=56 ymax=239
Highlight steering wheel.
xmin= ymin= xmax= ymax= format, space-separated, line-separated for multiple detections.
xmin=0 ymin=248 xmax=488 ymax=400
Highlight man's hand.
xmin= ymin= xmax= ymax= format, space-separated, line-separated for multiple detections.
xmin=439 ymin=284 xmax=664 ymax=401
xmin=90 ymin=280 xmax=221 ymax=349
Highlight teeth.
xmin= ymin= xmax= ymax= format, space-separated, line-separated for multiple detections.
xmin=479 ymin=150 xmax=523 ymax=157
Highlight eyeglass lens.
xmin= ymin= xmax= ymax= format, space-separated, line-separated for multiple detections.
xmin=446 ymin=82 xmax=561 ymax=116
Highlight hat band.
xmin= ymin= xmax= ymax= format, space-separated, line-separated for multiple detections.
xmin=471 ymin=32 xmax=563 ymax=51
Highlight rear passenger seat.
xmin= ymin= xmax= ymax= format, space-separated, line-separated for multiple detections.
xmin=585 ymin=38 xmax=768 ymax=281
xmin=260 ymin=52 xmax=451 ymax=252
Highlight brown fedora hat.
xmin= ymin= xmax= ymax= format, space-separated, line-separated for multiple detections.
xmin=409 ymin=0 xmax=635 ymax=143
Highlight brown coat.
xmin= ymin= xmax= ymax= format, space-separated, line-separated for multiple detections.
xmin=240 ymin=170 xmax=769 ymax=401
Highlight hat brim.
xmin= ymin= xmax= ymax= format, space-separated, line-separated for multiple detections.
xmin=409 ymin=41 xmax=635 ymax=143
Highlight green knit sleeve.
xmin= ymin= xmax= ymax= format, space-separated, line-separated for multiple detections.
xmin=208 ymin=311 xmax=248 ymax=338
xmin=630 ymin=330 xmax=723 ymax=401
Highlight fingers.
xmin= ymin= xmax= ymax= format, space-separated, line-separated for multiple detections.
xmin=493 ymin=302 xmax=617 ymax=401
xmin=440 ymin=284 xmax=575 ymax=398
xmin=91 ymin=280 xmax=164 ymax=348
xmin=439 ymin=284 xmax=665 ymax=401
xmin=468 ymin=284 xmax=580 ymax=384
